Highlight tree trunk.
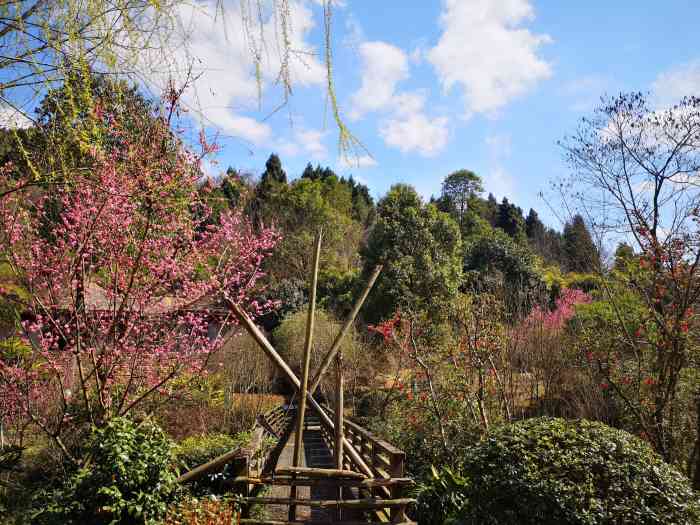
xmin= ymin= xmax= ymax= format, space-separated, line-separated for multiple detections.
xmin=692 ymin=389 xmax=700 ymax=490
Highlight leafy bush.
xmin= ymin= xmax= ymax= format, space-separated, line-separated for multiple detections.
xmin=35 ymin=417 xmax=178 ymax=525
xmin=450 ymin=418 xmax=700 ymax=524
xmin=175 ymin=432 xmax=249 ymax=471
xmin=463 ymin=230 xmax=545 ymax=317
xmin=175 ymin=432 xmax=250 ymax=495
xmin=414 ymin=466 xmax=469 ymax=525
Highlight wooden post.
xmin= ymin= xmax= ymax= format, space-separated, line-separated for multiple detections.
xmin=309 ymin=265 xmax=382 ymax=394
xmin=390 ymin=451 xmax=407 ymax=522
xmin=334 ymin=353 xmax=345 ymax=521
xmin=334 ymin=353 xmax=344 ymax=469
xmin=289 ymin=230 xmax=322 ymax=521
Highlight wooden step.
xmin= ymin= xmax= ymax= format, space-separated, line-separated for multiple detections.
xmin=235 ymin=475 xmax=414 ymax=488
xmin=275 ymin=466 xmax=366 ymax=479
xmin=243 ymin=496 xmax=415 ymax=509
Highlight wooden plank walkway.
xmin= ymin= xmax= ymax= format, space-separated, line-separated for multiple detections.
xmin=265 ymin=412 xmax=363 ymax=523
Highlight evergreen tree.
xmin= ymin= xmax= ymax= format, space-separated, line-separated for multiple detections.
xmin=563 ymin=214 xmax=600 ymax=272
xmin=301 ymin=162 xmax=316 ymax=180
xmin=252 ymin=153 xmax=288 ymax=224
xmin=483 ymin=193 xmax=499 ymax=226
xmin=345 ymin=175 xmax=375 ymax=225
xmin=525 ymin=209 xmax=545 ymax=241
xmin=496 ymin=198 xmax=525 ymax=239
xmin=261 ymin=153 xmax=287 ymax=186
xmin=361 ymin=184 xmax=462 ymax=322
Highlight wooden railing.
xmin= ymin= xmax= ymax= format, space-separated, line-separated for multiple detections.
xmin=319 ymin=405 xmax=411 ymax=523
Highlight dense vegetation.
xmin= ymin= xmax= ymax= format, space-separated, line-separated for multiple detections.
xmin=0 ymin=70 xmax=698 ymax=523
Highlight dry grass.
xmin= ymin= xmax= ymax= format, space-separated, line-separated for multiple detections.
xmin=164 ymin=497 xmax=239 ymax=525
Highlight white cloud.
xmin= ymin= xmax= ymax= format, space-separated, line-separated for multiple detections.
xmin=485 ymin=133 xmax=512 ymax=157
xmin=652 ymin=61 xmax=700 ymax=108
xmin=295 ymin=127 xmax=328 ymax=160
xmin=428 ymin=0 xmax=552 ymax=117
xmin=0 ymin=105 xmax=32 ymax=129
xmin=380 ymin=113 xmax=449 ymax=157
xmin=350 ymin=41 xmax=450 ymax=156
xmin=563 ymin=75 xmax=610 ymax=112
xmin=484 ymin=166 xmax=516 ymax=200
xmin=144 ymin=0 xmax=325 ymax=145
xmin=273 ymin=126 xmax=328 ymax=160
xmin=338 ymin=155 xmax=377 ymax=168
xmin=349 ymin=41 xmax=409 ymax=119
xmin=484 ymin=133 xmax=515 ymax=199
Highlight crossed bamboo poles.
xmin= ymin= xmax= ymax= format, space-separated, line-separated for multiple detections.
xmin=227 ymin=231 xmax=382 ymax=520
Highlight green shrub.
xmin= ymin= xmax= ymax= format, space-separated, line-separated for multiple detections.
xmin=174 ymin=432 xmax=250 ymax=495
xmin=35 ymin=417 xmax=178 ymax=525
xmin=414 ymin=466 xmax=469 ymax=525
xmin=175 ymin=432 xmax=249 ymax=471
xmin=451 ymin=418 xmax=700 ymax=524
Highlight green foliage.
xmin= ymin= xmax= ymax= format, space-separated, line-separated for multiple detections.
xmin=451 ymin=418 xmax=700 ymax=524
xmin=259 ymin=168 xmax=365 ymax=283
xmin=362 ymin=184 xmax=463 ymax=322
xmin=318 ymin=268 xmax=359 ymax=317
xmin=261 ymin=153 xmax=287 ymax=186
xmin=35 ymin=417 xmax=178 ymax=525
xmin=495 ymin=197 xmax=525 ymax=240
xmin=414 ymin=466 xmax=469 ymax=525
xmin=301 ymin=164 xmax=374 ymax=224
xmin=525 ymin=208 xmax=545 ymax=240
xmin=463 ymin=228 xmax=543 ymax=315
xmin=220 ymin=167 xmax=254 ymax=210
xmin=441 ymin=170 xmax=483 ymax=231
xmin=256 ymin=277 xmax=307 ymax=329
xmin=542 ymin=267 xmax=600 ymax=304
xmin=563 ymin=214 xmax=600 ymax=272
xmin=273 ymin=307 xmax=362 ymax=397
xmin=3 ymin=70 xmax=158 ymax=185
xmin=175 ymin=432 xmax=250 ymax=472
xmin=174 ymin=432 xmax=250 ymax=496
xmin=613 ymin=242 xmax=635 ymax=271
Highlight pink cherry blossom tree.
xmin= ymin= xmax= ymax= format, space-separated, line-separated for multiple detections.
xmin=0 ymin=92 xmax=278 ymax=461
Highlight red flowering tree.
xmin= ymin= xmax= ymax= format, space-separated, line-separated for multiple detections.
xmin=369 ymin=296 xmax=512 ymax=469
xmin=0 ymin=94 xmax=278 ymax=461
xmin=562 ymin=92 xmax=700 ymax=484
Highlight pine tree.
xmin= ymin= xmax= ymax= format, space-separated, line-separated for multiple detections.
xmin=261 ymin=153 xmax=287 ymax=186
xmin=252 ymin=153 xmax=288 ymax=225
xmin=525 ymin=209 xmax=545 ymax=241
xmin=496 ymin=198 xmax=525 ymax=239
xmin=484 ymin=193 xmax=499 ymax=226
xmin=563 ymin=214 xmax=600 ymax=272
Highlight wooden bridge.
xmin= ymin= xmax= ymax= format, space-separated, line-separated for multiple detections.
xmin=233 ymin=404 xmax=414 ymax=524
xmin=178 ymin=233 xmax=415 ymax=523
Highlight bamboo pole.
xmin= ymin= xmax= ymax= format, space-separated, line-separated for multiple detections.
xmin=228 ymin=302 xmax=374 ymax=478
xmin=243 ymin=497 xmax=415 ymax=509
xmin=176 ymin=447 xmax=242 ymax=484
xmin=334 ymin=353 xmax=344 ymax=470
xmin=289 ymin=230 xmax=322 ymax=521
xmin=309 ymin=265 xmax=382 ymax=394
xmin=334 ymin=352 xmax=345 ymax=521
xmin=277 ymin=466 xmax=364 ymax=479
xmin=234 ymin=476 xmax=413 ymax=487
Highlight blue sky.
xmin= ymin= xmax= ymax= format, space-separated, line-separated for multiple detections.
xmin=6 ymin=1 xmax=700 ymax=229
